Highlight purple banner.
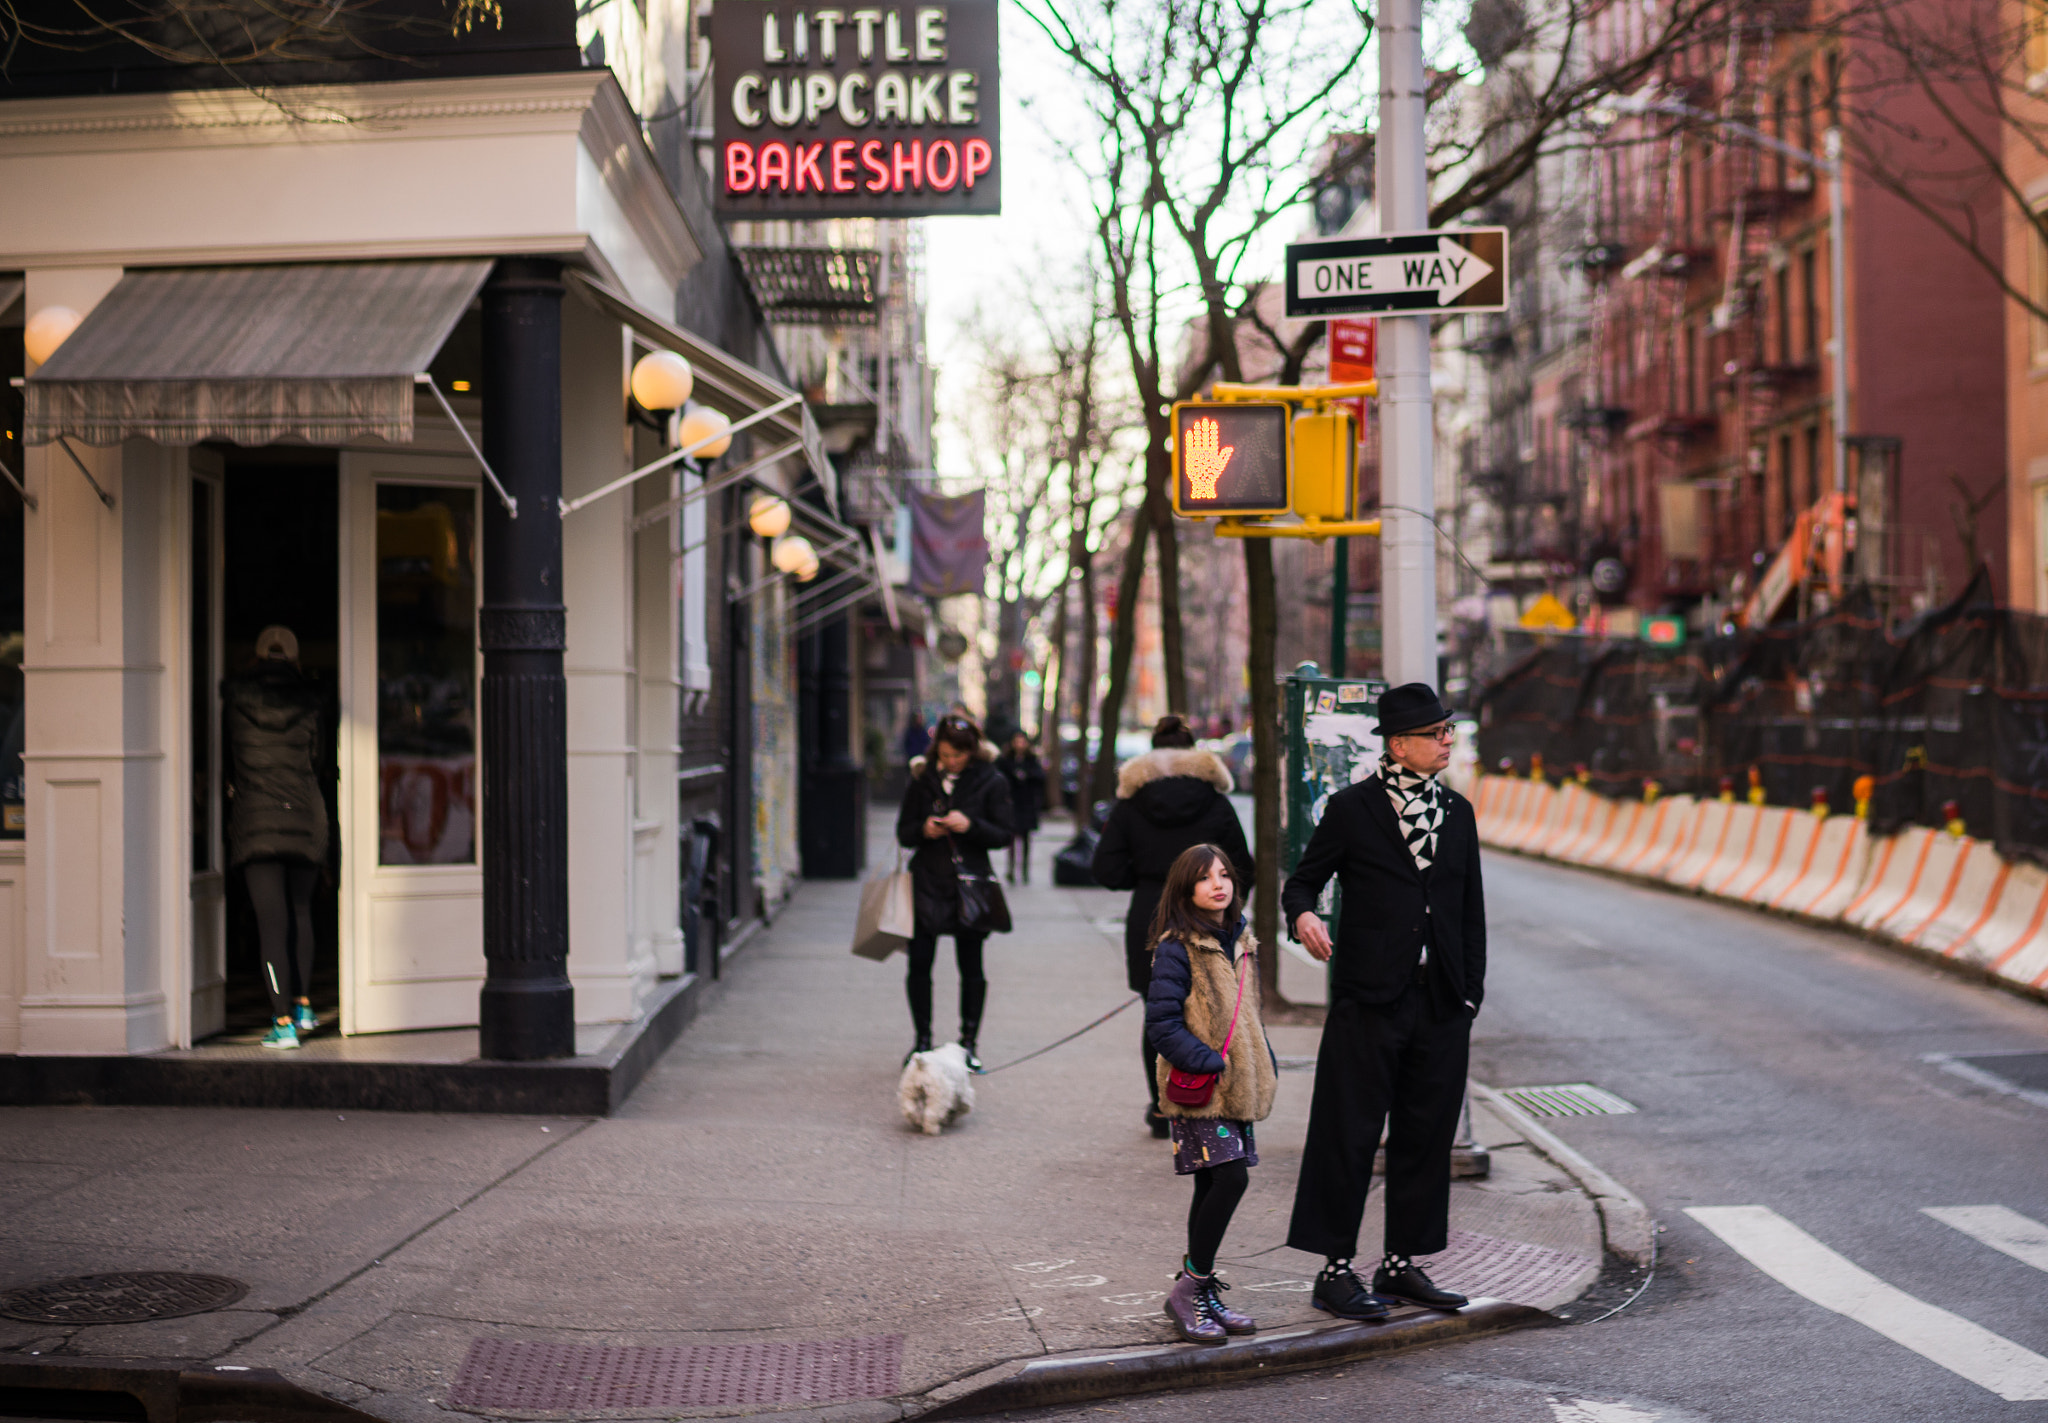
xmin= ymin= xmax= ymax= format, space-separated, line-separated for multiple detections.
xmin=908 ymin=487 xmax=987 ymax=597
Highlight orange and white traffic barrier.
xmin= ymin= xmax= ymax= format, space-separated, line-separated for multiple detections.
xmin=1581 ymin=798 xmax=1649 ymax=870
xmin=1747 ymin=809 xmax=1827 ymax=908
xmin=1621 ymin=795 xmax=1698 ymax=878
xmin=1723 ymin=807 xmax=1817 ymax=905
xmin=1902 ymin=837 xmax=2013 ymax=956
xmin=1554 ymin=786 xmax=1621 ymax=864
xmin=1783 ymin=816 xmax=1871 ymax=920
xmin=1662 ymin=798 xmax=1732 ymax=888
xmin=1707 ymin=805 xmax=1790 ymax=900
xmin=1841 ymin=827 xmax=1943 ymax=932
xmin=1499 ymin=781 xmax=1563 ymax=853
xmin=1964 ymin=861 xmax=2048 ymax=986
xmin=1536 ymin=783 xmax=1595 ymax=859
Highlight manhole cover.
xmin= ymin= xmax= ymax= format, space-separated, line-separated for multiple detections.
xmin=1500 ymin=1083 xmax=1638 ymax=1117
xmin=451 ymin=1336 xmax=904 ymax=1411
xmin=0 ymin=1272 xmax=248 ymax=1324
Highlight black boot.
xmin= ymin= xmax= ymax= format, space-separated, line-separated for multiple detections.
xmin=903 ymin=1029 xmax=934 ymax=1067
xmin=959 ymin=978 xmax=987 ymax=1073
xmin=905 ymin=966 xmax=934 ymax=1066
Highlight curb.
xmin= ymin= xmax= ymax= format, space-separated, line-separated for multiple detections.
xmin=1469 ymin=1081 xmax=1656 ymax=1266
xmin=914 ymin=1299 xmax=1550 ymax=1418
xmin=0 ymin=1355 xmax=381 ymax=1423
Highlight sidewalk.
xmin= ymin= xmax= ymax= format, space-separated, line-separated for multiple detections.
xmin=0 ymin=820 xmax=1630 ymax=1420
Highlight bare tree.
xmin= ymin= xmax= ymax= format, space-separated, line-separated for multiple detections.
xmin=1 ymin=1 xmax=504 ymax=70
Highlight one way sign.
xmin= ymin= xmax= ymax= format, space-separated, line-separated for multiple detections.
xmin=1285 ymin=227 xmax=1508 ymax=318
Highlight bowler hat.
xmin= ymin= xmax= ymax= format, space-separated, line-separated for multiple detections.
xmin=1375 ymin=682 xmax=1453 ymax=737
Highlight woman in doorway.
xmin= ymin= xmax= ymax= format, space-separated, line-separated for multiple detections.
xmin=995 ymin=730 xmax=1046 ymax=885
xmin=1094 ymin=714 xmax=1255 ymax=1136
xmin=224 ymin=625 xmax=330 ymax=1050
xmin=895 ymin=715 xmax=1015 ymax=1071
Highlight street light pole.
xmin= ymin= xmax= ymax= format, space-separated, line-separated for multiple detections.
xmin=1377 ymin=0 xmax=1438 ymax=687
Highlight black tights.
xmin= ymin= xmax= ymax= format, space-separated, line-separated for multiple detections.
xmin=245 ymin=859 xmax=317 ymax=1022
xmin=1006 ymin=832 xmax=1032 ymax=882
xmin=1186 ymin=1159 xmax=1250 ymax=1275
xmin=906 ymin=930 xmax=987 ymax=1042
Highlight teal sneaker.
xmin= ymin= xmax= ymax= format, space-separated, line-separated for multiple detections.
xmin=260 ymin=1023 xmax=300 ymax=1050
xmin=293 ymin=1004 xmax=319 ymax=1035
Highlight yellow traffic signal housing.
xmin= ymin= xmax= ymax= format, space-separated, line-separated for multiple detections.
xmin=1171 ymin=402 xmax=1291 ymax=515
xmin=1291 ymin=409 xmax=1356 ymax=520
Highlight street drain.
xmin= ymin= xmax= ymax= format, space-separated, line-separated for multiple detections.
xmin=0 ymin=1272 xmax=248 ymax=1324
xmin=1499 ymin=1083 xmax=1638 ymax=1117
xmin=450 ymin=1335 xmax=904 ymax=1411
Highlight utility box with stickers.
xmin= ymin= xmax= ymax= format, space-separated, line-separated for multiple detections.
xmin=1281 ymin=663 xmax=1386 ymax=933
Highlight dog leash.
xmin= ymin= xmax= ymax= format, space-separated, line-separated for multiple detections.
xmin=978 ymin=994 xmax=1142 ymax=1074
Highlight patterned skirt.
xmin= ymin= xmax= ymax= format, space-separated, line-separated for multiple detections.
xmin=1169 ymin=1117 xmax=1259 ymax=1175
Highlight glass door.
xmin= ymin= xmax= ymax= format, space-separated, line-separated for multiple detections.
xmin=340 ymin=457 xmax=484 ymax=1034
xmin=189 ymin=454 xmax=225 ymax=1042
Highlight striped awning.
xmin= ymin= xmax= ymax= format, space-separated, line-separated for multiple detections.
xmin=25 ymin=260 xmax=491 ymax=447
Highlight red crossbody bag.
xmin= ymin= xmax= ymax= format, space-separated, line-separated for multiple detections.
xmin=1163 ymin=950 xmax=1249 ymax=1108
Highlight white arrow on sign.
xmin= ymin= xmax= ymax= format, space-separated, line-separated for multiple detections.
xmin=1293 ymin=236 xmax=1497 ymax=307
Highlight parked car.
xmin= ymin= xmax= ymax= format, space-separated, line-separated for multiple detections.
xmin=1203 ymin=732 xmax=1255 ymax=792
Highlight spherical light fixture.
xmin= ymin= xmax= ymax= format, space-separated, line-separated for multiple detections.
xmin=796 ymin=555 xmax=821 ymax=582
xmin=629 ymin=349 xmax=694 ymax=411
xmin=770 ymin=534 xmax=815 ymax=574
xmin=748 ymin=495 xmax=792 ymax=540
xmin=24 ymin=306 xmax=82 ymax=366
xmin=674 ymin=405 xmax=733 ymax=459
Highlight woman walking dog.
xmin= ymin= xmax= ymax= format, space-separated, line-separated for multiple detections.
xmin=895 ymin=715 xmax=1015 ymax=1070
xmin=1146 ymin=844 xmax=1277 ymax=1343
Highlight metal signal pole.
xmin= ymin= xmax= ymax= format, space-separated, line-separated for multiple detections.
xmin=1376 ymin=0 xmax=1438 ymax=687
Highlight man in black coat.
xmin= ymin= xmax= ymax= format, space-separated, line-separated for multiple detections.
xmin=1281 ymin=683 xmax=1485 ymax=1320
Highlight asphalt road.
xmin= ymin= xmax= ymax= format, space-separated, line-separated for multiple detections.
xmin=982 ymin=848 xmax=2048 ymax=1423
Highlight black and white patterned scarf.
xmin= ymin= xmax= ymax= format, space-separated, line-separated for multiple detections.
xmin=1378 ymin=749 xmax=1445 ymax=874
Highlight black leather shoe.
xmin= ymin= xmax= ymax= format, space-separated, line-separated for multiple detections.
xmin=1145 ymin=1108 xmax=1171 ymax=1139
xmin=1310 ymin=1269 xmax=1392 ymax=1321
xmin=961 ymin=1040 xmax=984 ymax=1074
xmin=902 ymin=1032 xmax=934 ymax=1067
xmin=1373 ymin=1263 xmax=1467 ymax=1311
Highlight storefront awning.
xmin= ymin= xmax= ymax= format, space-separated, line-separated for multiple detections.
xmin=563 ymin=271 xmax=838 ymax=516
xmin=24 ymin=260 xmax=492 ymax=447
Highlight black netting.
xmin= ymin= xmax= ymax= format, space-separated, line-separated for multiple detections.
xmin=1475 ymin=571 xmax=2048 ymax=866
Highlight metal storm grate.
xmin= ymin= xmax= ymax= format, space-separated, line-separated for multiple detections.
xmin=449 ymin=1336 xmax=904 ymax=1412
xmin=1428 ymin=1229 xmax=1596 ymax=1306
xmin=0 ymin=1272 xmax=248 ymax=1324
xmin=1499 ymin=1083 xmax=1638 ymax=1117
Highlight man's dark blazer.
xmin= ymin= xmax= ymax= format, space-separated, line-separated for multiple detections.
xmin=1279 ymin=775 xmax=1486 ymax=1012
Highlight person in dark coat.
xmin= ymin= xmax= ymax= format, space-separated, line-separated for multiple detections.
xmin=994 ymin=731 xmax=1047 ymax=885
xmin=223 ymin=625 xmax=331 ymax=1051
xmin=1093 ymin=714 xmax=1255 ymax=1136
xmin=1281 ymin=682 xmax=1485 ymax=1321
xmin=895 ymin=714 xmax=1015 ymax=1069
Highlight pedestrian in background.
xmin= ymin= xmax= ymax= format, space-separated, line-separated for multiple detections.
xmin=1094 ymin=714 xmax=1254 ymax=1136
xmin=900 ymin=713 xmax=931 ymax=764
xmin=1282 ymin=682 xmax=1484 ymax=1320
xmin=895 ymin=715 xmax=1014 ymax=1070
xmin=994 ymin=731 xmax=1046 ymax=885
xmin=1146 ymin=844 xmax=1277 ymax=1344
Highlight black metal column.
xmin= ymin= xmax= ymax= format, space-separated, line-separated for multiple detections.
xmin=478 ymin=258 xmax=574 ymax=1059
xmin=798 ymin=608 xmax=865 ymax=878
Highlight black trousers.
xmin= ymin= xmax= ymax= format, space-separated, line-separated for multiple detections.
xmin=245 ymin=858 xmax=318 ymax=1021
xmin=906 ymin=929 xmax=988 ymax=1040
xmin=1286 ymin=979 xmax=1470 ymax=1259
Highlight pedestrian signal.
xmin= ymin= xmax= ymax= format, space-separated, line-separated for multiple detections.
xmin=1172 ymin=402 xmax=1290 ymax=516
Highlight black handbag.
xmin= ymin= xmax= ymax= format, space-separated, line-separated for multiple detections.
xmin=949 ymin=834 xmax=1013 ymax=934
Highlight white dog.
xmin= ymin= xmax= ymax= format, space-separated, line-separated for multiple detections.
xmin=898 ymin=1041 xmax=976 ymax=1135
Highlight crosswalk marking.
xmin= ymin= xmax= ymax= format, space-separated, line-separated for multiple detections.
xmin=1687 ymin=1206 xmax=2048 ymax=1401
xmin=1925 ymin=1205 xmax=2048 ymax=1276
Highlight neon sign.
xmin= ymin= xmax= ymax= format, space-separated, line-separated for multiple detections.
xmin=713 ymin=2 xmax=1001 ymax=217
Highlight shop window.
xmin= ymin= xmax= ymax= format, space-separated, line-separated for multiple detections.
xmin=376 ymin=485 xmax=478 ymax=865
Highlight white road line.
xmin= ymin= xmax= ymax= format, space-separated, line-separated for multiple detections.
xmin=1687 ymin=1206 xmax=2048 ymax=1401
xmin=1925 ymin=1206 xmax=2048 ymax=1275
xmin=1549 ymin=1402 xmax=1663 ymax=1423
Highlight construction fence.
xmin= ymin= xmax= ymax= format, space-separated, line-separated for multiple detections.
xmin=1473 ymin=570 xmax=2048 ymax=867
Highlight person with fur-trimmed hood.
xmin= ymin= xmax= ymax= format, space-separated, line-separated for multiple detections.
xmin=1093 ymin=714 xmax=1255 ymax=1136
xmin=895 ymin=714 xmax=1014 ymax=1069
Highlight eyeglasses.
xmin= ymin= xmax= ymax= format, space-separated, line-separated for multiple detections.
xmin=1395 ymin=723 xmax=1456 ymax=743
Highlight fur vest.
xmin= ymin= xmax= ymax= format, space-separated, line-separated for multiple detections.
xmin=1150 ymin=926 xmax=1278 ymax=1123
